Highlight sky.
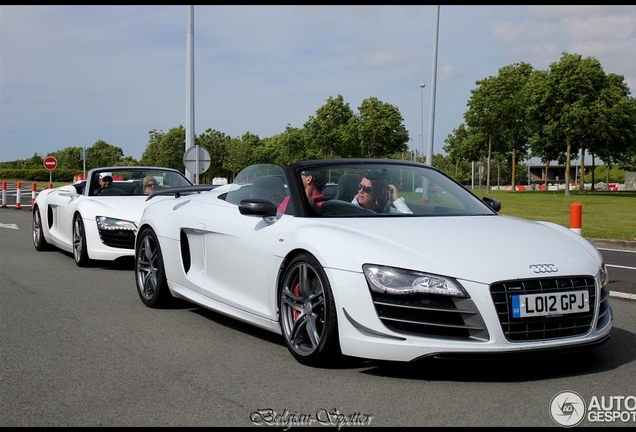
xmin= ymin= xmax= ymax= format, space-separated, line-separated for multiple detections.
xmin=1 ymin=5 xmax=636 ymax=163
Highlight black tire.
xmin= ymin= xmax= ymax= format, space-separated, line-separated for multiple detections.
xmin=135 ymin=227 xmax=173 ymax=308
xmin=32 ymin=206 xmax=50 ymax=251
xmin=73 ymin=214 xmax=90 ymax=267
xmin=279 ymin=253 xmax=341 ymax=366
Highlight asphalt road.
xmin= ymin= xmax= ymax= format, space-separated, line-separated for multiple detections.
xmin=1 ymin=206 xmax=635 ymax=427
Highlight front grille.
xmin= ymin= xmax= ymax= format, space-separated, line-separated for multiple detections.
xmin=490 ymin=276 xmax=596 ymax=342
xmin=370 ymin=292 xmax=489 ymax=341
xmin=98 ymin=228 xmax=135 ymax=249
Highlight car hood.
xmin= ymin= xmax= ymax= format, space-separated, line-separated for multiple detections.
xmin=307 ymin=214 xmax=602 ymax=283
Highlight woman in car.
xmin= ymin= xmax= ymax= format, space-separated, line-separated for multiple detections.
xmin=351 ymin=170 xmax=412 ymax=214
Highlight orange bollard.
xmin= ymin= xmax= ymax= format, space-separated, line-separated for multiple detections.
xmin=15 ymin=181 xmax=22 ymax=210
xmin=570 ymin=202 xmax=582 ymax=235
xmin=1 ymin=181 xmax=6 ymax=208
xmin=31 ymin=182 xmax=37 ymax=206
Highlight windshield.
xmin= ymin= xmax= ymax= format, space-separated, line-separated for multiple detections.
xmin=221 ymin=161 xmax=496 ymax=217
xmin=88 ymin=168 xmax=192 ymax=196
xmin=307 ymin=162 xmax=495 ymax=217
xmin=224 ymin=164 xmax=288 ymax=206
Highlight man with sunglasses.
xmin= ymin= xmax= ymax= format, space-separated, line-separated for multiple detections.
xmin=278 ymin=169 xmax=327 ymax=213
xmin=352 ymin=170 xmax=412 ymax=214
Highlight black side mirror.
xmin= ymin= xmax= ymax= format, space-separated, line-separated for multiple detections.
xmin=482 ymin=197 xmax=501 ymax=212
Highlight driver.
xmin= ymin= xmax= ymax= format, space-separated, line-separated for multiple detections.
xmin=94 ymin=172 xmax=113 ymax=195
xmin=278 ymin=169 xmax=327 ymax=213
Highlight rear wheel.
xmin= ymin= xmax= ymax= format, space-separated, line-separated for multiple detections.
xmin=32 ymin=206 xmax=50 ymax=251
xmin=135 ymin=228 xmax=173 ymax=307
xmin=73 ymin=215 xmax=90 ymax=267
xmin=279 ymin=253 xmax=341 ymax=366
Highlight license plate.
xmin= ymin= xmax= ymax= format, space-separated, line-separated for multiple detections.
xmin=511 ymin=290 xmax=590 ymax=318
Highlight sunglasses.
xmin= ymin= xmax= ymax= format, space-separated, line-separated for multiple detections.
xmin=145 ymin=184 xmax=156 ymax=189
xmin=357 ymin=183 xmax=373 ymax=194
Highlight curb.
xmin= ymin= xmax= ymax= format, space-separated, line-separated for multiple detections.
xmin=586 ymin=238 xmax=636 ymax=251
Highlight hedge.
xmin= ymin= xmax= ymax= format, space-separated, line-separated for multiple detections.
xmin=0 ymin=168 xmax=80 ymax=183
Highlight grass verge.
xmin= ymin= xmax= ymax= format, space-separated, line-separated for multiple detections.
xmin=471 ymin=189 xmax=636 ymax=241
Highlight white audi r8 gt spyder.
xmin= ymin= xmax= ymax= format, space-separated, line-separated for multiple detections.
xmin=32 ymin=166 xmax=193 ymax=267
xmin=134 ymin=159 xmax=613 ymax=366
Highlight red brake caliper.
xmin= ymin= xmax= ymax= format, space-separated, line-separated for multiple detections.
xmin=293 ymin=283 xmax=309 ymax=340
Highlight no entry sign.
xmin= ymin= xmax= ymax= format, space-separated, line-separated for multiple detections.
xmin=43 ymin=156 xmax=57 ymax=170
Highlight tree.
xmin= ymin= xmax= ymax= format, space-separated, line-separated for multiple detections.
xmin=587 ymin=74 xmax=636 ymax=180
xmin=224 ymin=134 xmax=256 ymax=180
xmin=197 ymin=128 xmax=231 ymax=183
xmin=464 ymin=76 xmax=506 ymax=193
xmin=356 ymin=97 xmax=409 ymax=158
xmin=304 ymin=95 xmax=357 ymax=158
xmin=464 ymin=62 xmax=534 ymax=192
xmin=496 ymin=63 xmax=533 ymax=190
xmin=526 ymin=52 xmax=608 ymax=196
xmin=23 ymin=153 xmax=47 ymax=169
xmin=154 ymin=126 xmax=186 ymax=170
xmin=266 ymin=125 xmax=313 ymax=166
xmin=85 ymin=140 xmax=125 ymax=169
xmin=442 ymin=123 xmax=486 ymax=179
xmin=139 ymin=129 xmax=165 ymax=166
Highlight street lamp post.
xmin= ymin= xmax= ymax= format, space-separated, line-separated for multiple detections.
xmin=426 ymin=5 xmax=440 ymax=167
xmin=420 ymin=83 xmax=425 ymax=162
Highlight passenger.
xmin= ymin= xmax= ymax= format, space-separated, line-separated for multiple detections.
xmin=142 ymin=176 xmax=158 ymax=195
xmin=351 ymin=170 xmax=412 ymax=214
xmin=278 ymin=169 xmax=327 ymax=213
xmin=94 ymin=172 xmax=113 ymax=195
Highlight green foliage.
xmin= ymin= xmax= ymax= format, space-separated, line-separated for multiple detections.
xmin=356 ymin=97 xmax=409 ymax=158
xmin=0 ymin=168 xmax=81 ymax=183
xmin=304 ymin=95 xmax=359 ymax=159
xmin=585 ymin=164 xmax=625 ymax=184
xmin=197 ymin=128 xmax=231 ymax=183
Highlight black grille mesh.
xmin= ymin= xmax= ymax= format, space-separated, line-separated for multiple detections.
xmin=98 ymin=228 xmax=135 ymax=249
xmin=490 ymin=276 xmax=597 ymax=341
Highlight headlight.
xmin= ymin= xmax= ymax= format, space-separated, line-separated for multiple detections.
xmin=96 ymin=216 xmax=137 ymax=231
xmin=363 ymin=264 xmax=468 ymax=297
xmin=599 ymin=262 xmax=610 ymax=288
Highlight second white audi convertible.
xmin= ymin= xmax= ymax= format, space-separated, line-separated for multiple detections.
xmin=134 ymin=159 xmax=612 ymax=366
xmin=32 ymin=166 xmax=193 ymax=267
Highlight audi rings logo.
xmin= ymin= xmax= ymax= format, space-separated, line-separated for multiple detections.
xmin=550 ymin=391 xmax=586 ymax=427
xmin=530 ymin=264 xmax=558 ymax=274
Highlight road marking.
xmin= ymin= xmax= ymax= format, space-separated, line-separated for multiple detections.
xmin=597 ymin=247 xmax=636 ymax=254
xmin=607 ymin=264 xmax=636 ymax=271
xmin=0 ymin=223 xmax=19 ymax=230
xmin=611 ymin=291 xmax=636 ymax=301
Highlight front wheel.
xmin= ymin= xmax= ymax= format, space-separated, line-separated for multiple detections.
xmin=135 ymin=228 xmax=173 ymax=308
xmin=73 ymin=215 xmax=90 ymax=267
xmin=279 ymin=253 xmax=341 ymax=366
xmin=32 ymin=206 xmax=50 ymax=251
